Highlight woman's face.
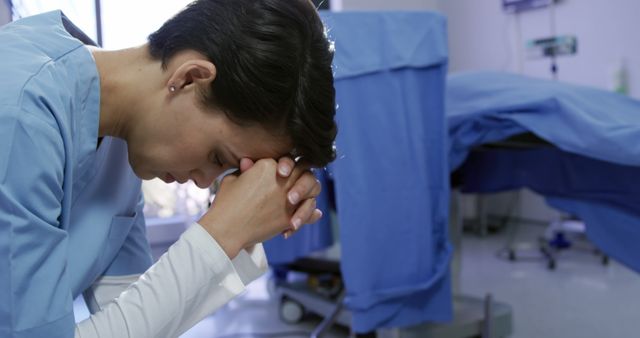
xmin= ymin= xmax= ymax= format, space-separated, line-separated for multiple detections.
xmin=126 ymin=90 xmax=290 ymax=189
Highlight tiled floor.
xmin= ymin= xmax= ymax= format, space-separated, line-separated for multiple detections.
xmin=458 ymin=225 xmax=640 ymax=338
xmin=75 ymin=224 xmax=640 ymax=338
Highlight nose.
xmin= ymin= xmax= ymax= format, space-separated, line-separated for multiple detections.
xmin=190 ymin=168 xmax=219 ymax=189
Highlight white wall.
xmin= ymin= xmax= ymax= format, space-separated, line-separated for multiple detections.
xmin=439 ymin=0 xmax=640 ymax=98
xmin=341 ymin=0 xmax=438 ymax=10
xmin=100 ymin=0 xmax=192 ymax=49
xmin=440 ymin=0 xmax=640 ymax=224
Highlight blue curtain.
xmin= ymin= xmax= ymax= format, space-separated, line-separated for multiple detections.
xmin=265 ymin=11 xmax=453 ymax=332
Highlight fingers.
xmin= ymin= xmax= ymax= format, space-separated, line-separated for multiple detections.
xmin=219 ymin=172 xmax=238 ymax=184
xmin=292 ymin=198 xmax=317 ymax=230
xmin=283 ymin=208 xmax=323 ymax=239
xmin=283 ymin=229 xmax=293 ymax=239
xmin=308 ymin=208 xmax=323 ymax=224
xmin=239 ymin=157 xmax=254 ymax=173
xmin=277 ymin=156 xmax=295 ymax=177
xmin=248 ymin=157 xmax=313 ymax=197
xmin=234 ymin=158 xmax=323 ymax=241
xmin=287 ymin=171 xmax=321 ymax=205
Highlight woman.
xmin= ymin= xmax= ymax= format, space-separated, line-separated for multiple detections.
xmin=0 ymin=0 xmax=337 ymax=337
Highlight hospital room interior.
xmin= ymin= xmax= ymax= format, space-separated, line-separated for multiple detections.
xmin=4 ymin=0 xmax=640 ymax=337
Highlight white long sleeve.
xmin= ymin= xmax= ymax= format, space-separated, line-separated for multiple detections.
xmin=83 ymin=274 xmax=140 ymax=314
xmin=75 ymin=223 xmax=268 ymax=338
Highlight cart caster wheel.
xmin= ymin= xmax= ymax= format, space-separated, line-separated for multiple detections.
xmin=602 ymin=255 xmax=610 ymax=265
xmin=280 ymin=297 xmax=305 ymax=324
xmin=547 ymin=260 xmax=556 ymax=270
xmin=508 ymin=249 xmax=516 ymax=261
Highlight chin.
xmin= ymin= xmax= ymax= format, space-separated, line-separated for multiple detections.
xmin=130 ymin=164 xmax=154 ymax=180
xmin=140 ymin=173 xmax=157 ymax=181
xmin=133 ymin=170 xmax=151 ymax=180
xmin=127 ymin=157 xmax=152 ymax=180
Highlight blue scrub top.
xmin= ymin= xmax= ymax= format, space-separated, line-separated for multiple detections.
xmin=0 ymin=11 xmax=153 ymax=337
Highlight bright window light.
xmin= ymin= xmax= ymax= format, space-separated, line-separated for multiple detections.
xmin=101 ymin=0 xmax=192 ymax=49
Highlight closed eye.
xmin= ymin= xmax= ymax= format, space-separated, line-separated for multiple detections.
xmin=213 ymin=153 xmax=224 ymax=167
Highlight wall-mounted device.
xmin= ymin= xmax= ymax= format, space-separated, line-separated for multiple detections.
xmin=502 ymin=0 xmax=556 ymax=13
xmin=526 ymin=35 xmax=577 ymax=59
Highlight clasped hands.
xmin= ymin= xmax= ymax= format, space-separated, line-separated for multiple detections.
xmin=198 ymin=156 xmax=322 ymax=259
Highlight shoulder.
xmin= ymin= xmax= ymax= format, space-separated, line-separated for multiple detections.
xmin=1 ymin=11 xmax=100 ymax=150
xmin=0 ymin=105 xmax=65 ymax=205
xmin=0 ymin=11 xmax=91 ymax=109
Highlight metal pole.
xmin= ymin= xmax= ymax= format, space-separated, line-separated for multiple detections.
xmin=482 ymin=293 xmax=493 ymax=338
xmin=94 ymin=0 xmax=102 ymax=46
xmin=310 ymin=290 xmax=346 ymax=338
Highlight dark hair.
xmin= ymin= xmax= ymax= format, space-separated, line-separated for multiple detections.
xmin=148 ymin=0 xmax=337 ymax=167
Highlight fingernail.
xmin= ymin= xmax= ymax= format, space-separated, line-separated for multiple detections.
xmin=288 ymin=192 xmax=299 ymax=204
xmin=284 ymin=231 xmax=291 ymax=239
xmin=279 ymin=165 xmax=291 ymax=176
xmin=292 ymin=218 xmax=301 ymax=230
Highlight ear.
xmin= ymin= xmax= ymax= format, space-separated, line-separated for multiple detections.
xmin=167 ymin=60 xmax=216 ymax=92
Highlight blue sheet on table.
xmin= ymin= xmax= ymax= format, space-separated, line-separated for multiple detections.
xmin=265 ymin=11 xmax=452 ymax=332
xmin=448 ymin=72 xmax=640 ymax=170
xmin=449 ymin=72 xmax=640 ymax=273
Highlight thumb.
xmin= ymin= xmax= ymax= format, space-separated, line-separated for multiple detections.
xmin=240 ymin=157 xmax=254 ymax=173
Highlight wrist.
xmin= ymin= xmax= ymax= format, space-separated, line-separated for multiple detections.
xmin=198 ymin=218 xmax=243 ymax=259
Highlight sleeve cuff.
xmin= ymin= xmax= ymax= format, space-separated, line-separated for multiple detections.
xmin=231 ymin=243 xmax=269 ymax=285
xmin=187 ymin=223 xmax=268 ymax=287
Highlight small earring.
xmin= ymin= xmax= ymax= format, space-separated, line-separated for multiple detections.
xmin=169 ymin=85 xmax=177 ymax=92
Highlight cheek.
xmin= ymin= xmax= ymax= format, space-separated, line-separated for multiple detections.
xmin=141 ymin=119 xmax=214 ymax=171
xmin=165 ymin=143 xmax=209 ymax=170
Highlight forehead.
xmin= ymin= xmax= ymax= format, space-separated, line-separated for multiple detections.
xmin=191 ymin=101 xmax=292 ymax=162
xmin=221 ymin=119 xmax=293 ymax=162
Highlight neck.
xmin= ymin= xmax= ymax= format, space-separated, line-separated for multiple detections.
xmin=91 ymin=44 xmax=163 ymax=139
